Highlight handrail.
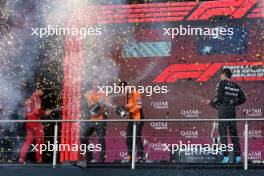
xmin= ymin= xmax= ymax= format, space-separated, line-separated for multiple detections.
xmin=0 ymin=118 xmax=263 ymax=123
xmin=0 ymin=117 xmax=261 ymax=170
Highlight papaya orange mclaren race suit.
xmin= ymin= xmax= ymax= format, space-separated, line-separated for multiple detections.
xmin=19 ymin=92 xmax=48 ymax=163
xmin=81 ymin=90 xmax=107 ymax=162
xmin=210 ymin=79 xmax=246 ymax=158
xmin=126 ymin=91 xmax=144 ymax=161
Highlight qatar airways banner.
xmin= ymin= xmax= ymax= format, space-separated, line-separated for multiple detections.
xmin=61 ymin=18 xmax=264 ymax=162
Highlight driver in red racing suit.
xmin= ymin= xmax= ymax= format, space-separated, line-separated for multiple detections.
xmin=19 ymin=89 xmax=51 ymax=163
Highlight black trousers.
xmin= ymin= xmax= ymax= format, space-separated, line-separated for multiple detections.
xmin=81 ymin=121 xmax=106 ymax=162
xmin=126 ymin=121 xmax=144 ymax=159
xmin=218 ymin=120 xmax=241 ymax=157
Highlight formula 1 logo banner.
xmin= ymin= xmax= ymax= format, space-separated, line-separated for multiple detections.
xmin=85 ymin=0 xmax=261 ymax=24
xmin=153 ymin=62 xmax=264 ymax=83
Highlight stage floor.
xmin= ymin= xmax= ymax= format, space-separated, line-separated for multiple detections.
xmin=1 ymin=164 xmax=264 ymax=176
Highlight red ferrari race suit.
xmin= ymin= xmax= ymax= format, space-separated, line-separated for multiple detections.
xmin=19 ymin=93 xmax=47 ymax=163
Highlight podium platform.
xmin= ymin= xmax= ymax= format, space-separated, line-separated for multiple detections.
xmin=1 ymin=163 xmax=264 ymax=176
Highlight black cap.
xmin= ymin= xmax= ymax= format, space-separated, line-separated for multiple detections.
xmin=220 ymin=68 xmax=232 ymax=78
xmin=119 ymin=81 xmax=128 ymax=87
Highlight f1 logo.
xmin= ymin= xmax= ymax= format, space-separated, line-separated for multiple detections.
xmin=154 ymin=63 xmax=222 ymax=83
xmin=187 ymin=0 xmax=258 ymax=20
xmin=153 ymin=62 xmax=264 ymax=83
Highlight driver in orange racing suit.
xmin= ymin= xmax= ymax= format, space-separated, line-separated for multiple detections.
xmin=119 ymin=81 xmax=144 ymax=163
xmin=19 ymin=88 xmax=51 ymax=163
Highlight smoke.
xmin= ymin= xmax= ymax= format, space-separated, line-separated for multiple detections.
xmin=0 ymin=0 xmax=41 ymax=162
xmin=83 ymin=56 xmax=119 ymax=86
xmin=81 ymin=40 xmax=120 ymax=109
xmin=0 ymin=0 xmax=40 ymax=127
xmin=40 ymin=0 xmax=96 ymax=27
xmin=129 ymin=61 xmax=160 ymax=85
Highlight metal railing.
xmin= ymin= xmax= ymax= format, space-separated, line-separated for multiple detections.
xmin=1 ymin=118 xmax=264 ymax=170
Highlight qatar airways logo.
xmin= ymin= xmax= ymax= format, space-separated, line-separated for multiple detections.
xmin=248 ymin=129 xmax=262 ymax=138
xmin=120 ymin=131 xmax=126 ymax=138
xmin=151 ymin=101 xmax=168 ymax=109
xmin=119 ymin=152 xmax=129 ymax=160
xmin=248 ymin=151 xmax=262 ymax=160
xmin=244 ymin=109 xmax=262 ymax=117
xmin=149 ymin=142 xmax=167 ymax=151
xmin=150 ymin=122 xmax=168 ymax=130
xmin=143 ymin=139 xmax=166 ymax=151
xmin=180 ymin=130 xmax=199 ymax=138
xmin=181 ymin=109 xmax=201 ymax=118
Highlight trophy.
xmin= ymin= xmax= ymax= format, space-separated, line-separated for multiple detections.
xmin=115 ymin=106 xmax=129 ymax=118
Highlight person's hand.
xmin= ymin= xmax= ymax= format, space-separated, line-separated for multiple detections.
xmin=45 ymin=110 xmax=52 ymax=115
xmin=126 ymin=104 xmax=131 ymax=109
xmin=201 ymin=99 xmax=211 ymax=105
xmin=25 ymin=99 xmax=32 ymax=105
xmin=205 ymin=100 xmax=211 ymax=105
